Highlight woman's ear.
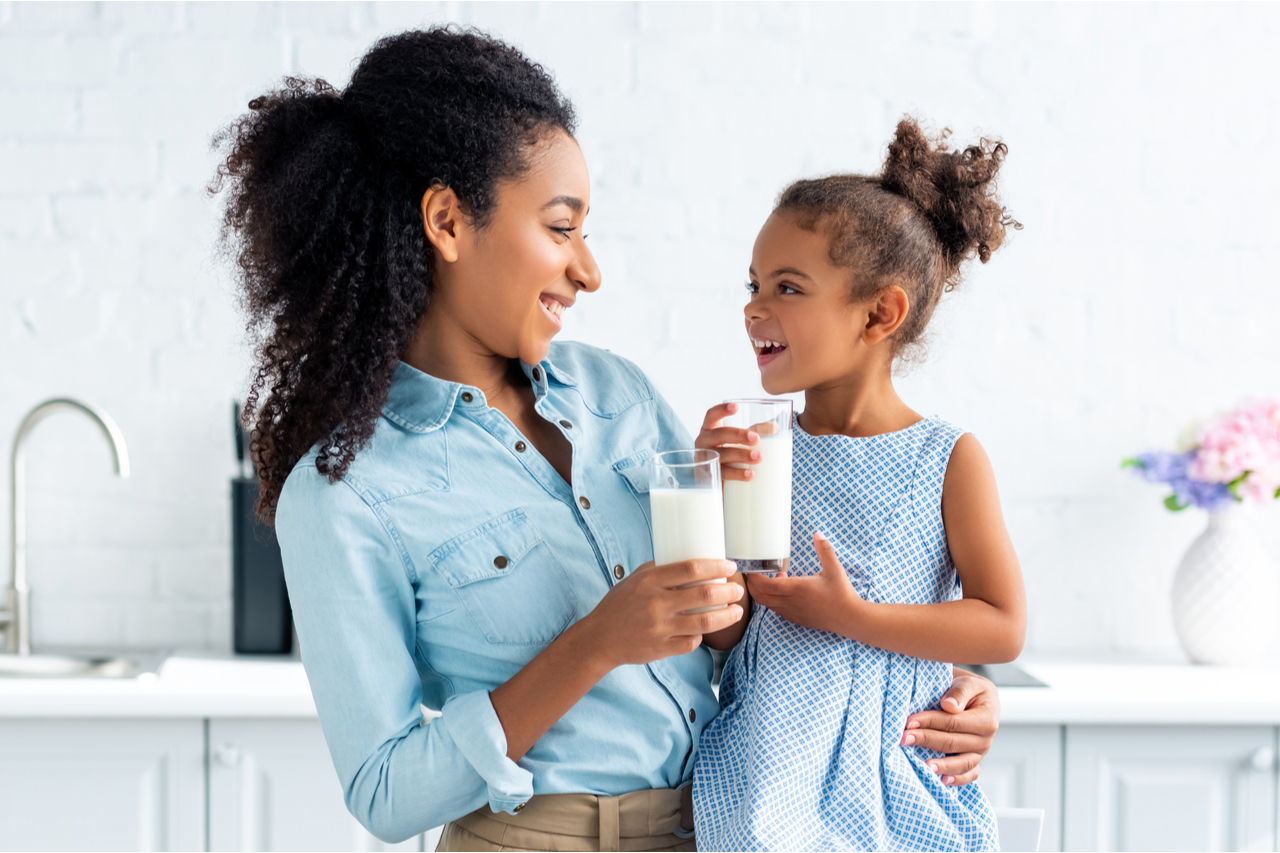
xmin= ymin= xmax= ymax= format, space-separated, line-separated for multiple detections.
xmin=862 ymin=284 xmax=910 ymax=345
xmin=421 ymin=185 xmax=464 ymax=263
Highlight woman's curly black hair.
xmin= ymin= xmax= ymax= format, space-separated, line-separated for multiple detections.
xmin=776 ymin=117 xmax=1021 ymax=365
xmin=209 ymin=27 xmax=576 ymax=519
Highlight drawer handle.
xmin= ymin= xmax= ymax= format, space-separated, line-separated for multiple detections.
xmin=215 ymin=743 xmax=242 ymax=767
xmin=1249 ymin=747 xmax=1274 ymax=772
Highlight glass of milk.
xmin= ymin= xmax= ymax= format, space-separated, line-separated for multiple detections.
xmin=648 ymin=449 xmax=727 ymax=613
xmin=722 ymin=399 xmax=793 ymax=574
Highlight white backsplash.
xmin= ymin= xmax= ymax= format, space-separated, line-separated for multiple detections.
xmin=1 ymin=1 xmax=1277 ymax=655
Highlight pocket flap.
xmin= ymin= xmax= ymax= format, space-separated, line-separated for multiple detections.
xmin=429 ymin=509 xmax=543 ymax=588
xmin=613 ymin=450 xmax=655 ymax=495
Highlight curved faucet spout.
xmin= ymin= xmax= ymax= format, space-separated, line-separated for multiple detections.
xmin=5 ymin=399 xmax=130 ymax=655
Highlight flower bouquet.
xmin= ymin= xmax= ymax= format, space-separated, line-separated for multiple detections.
xmin=1125 ymin=399 xmax=1280 ymax=665
xmin=1125 ymin=398 xmax=1280 ymax=511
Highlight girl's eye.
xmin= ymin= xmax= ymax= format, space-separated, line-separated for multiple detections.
xmin=744 ymin=281 xmax=759 ymax=294
xmin=779 ymin=284 xmax=798 ymax=295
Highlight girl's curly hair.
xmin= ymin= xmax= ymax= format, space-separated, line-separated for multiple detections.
xmin=775 ymin=117 xmax=1020 ymax=365
xmin=209 ymin=27 xmax=576 ymax=520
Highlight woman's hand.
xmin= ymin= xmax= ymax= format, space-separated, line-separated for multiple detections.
xmin=580 ymin=559 xmax=745 ymax=669
xmin=745 ymin=532 xmax=863 ymax=635
xmin=902 ymin=670 xmax=1000 ymax=786
xmin=695 ymin=402 xmax=761 ymax=483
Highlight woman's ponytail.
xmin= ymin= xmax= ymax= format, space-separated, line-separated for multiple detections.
xmin=211 ymin=28 xmax=575 ymax=520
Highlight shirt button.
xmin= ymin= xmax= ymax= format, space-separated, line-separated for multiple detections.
xmin=613 ymin=565 xmax=625 ymax=580
xmin=514 ymin=441 xmax=527 ymax=453
xmin=559 ymin=419 xmax=573 ymax=429
xmin=494 ymin=556 xmax=509 ymax=569
xmin=688 ymin=709 xmax=696 ymax=723
xmin=460 ymin=392 xmax=473 ymax=403
xmin=532 ymin=368 xmax=542 ymax=382
xmin=579 ymin=496 xmax=591 ymax=510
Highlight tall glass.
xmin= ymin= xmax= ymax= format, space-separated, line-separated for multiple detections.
xmin=649 ymin=449 xmax=726 ymax=613
xmin=722 ymin=399 xmax=793 ymax=573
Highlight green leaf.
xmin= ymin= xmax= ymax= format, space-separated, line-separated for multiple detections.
xmin=1164 ymin=494 xmax=1189 ymax=512
xmin=1227 ymin=471 xmax=1250 ymax=499
xmin=1275 ymin=486 xmax=1279 ymax=499
xmin=1121 ymin=458 xmax=1142 ymax=470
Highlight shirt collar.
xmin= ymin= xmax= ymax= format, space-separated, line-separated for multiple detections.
xmin=383 ymin=353 xmax=578 ymax=433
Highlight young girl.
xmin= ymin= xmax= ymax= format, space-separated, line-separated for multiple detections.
xmin=693 ymin=118 xmax=1026 ymax=851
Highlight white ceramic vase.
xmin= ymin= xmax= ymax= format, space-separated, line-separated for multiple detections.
xmin=1170 ymin=507 xmax=1279 ymax=665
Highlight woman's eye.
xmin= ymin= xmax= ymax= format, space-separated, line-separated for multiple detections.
xmin=550 ymin=226 xmax=577 ymax=238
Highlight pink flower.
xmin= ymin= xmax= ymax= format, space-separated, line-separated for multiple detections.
xmin=1188 ymin=398 xmax=1280 ymax=504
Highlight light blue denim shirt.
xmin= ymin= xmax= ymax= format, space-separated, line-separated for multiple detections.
xmin=275 ymin=341 xmax=719 ymax=842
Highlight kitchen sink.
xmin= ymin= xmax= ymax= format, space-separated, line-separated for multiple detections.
xmin=0 ymin=649 xmax=167 ymax=679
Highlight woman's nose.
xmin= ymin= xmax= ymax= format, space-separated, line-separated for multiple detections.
xmin=569 ymin=241 xmax=602 ymax=293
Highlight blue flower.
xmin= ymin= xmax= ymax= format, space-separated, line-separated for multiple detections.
xmin=1125 ymin=450 xmax=1237 ymax=511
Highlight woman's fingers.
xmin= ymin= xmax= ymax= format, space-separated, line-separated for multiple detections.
xmin=671 ymin=580 xmax=744 ymax=612
xmin=922 ymin=753 xmax=981 ymax=786
xmin=653 ymin=559 xmax=738 ymax=589
xmin=900 ymin=711 xmax=994 ymax=756
xmin=672 ymin=604 xmax=745 ymax=637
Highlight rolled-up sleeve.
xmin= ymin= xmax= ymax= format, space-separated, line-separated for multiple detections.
xmin=276 ymin=464 xmax=533 ymax=843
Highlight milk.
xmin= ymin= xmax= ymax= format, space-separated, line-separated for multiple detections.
xmin=723 ymin=432 xmax=792 ymax=571
xmin=649 ymin=487 xmax=726 ymax=613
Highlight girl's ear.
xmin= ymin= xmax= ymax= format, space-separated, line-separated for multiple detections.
xmin=420 ymin=185 xmax=464 ymax=264
xmin=862 ymin=284 xmax=910 ymax=345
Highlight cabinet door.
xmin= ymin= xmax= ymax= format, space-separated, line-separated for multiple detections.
xmin=1064 ymin=725 xmax=1276 ymax=852
xmin=980 ymin=724 xmax=1063 ymax=851
xmin=0 ymin=718 xmax=204 ymax=852
xmin=208 ymin=718 xmax=425 ymax=852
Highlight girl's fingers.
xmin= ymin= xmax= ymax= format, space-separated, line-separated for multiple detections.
xmin=813 ymin=532 xmax=844 ymax=575
xmin=700 ymin=402 xmax=739 ymax=430
xmin=694 ymin=426 xmax=759 ymax=450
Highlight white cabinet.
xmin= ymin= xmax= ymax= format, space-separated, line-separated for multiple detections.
xmin=0 ymin=719 xmax=205 ymax=852
xmin=982 ymin=725 xmax=1063 ymax=851
xmin=1064 ymin=725 xmax=1277 ymax=852
xmin=208 ymin=719 xmax=427 ymax=852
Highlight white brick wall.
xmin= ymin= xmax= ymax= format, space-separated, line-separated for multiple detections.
xmin=2 ymin=1 xmax=1277 ymax=657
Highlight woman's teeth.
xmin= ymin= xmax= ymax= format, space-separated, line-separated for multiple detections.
xmin=541 ymin=299 xmax=565 ymax=319
xmin=750 ymin=337 xmax=787 ymax=355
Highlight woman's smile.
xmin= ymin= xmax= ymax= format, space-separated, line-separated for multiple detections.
xmin=540 ymin=293 xmax=572 ymax=330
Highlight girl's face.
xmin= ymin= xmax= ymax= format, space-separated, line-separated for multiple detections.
xmin=745 ymin=213 xmax=868 ymax=395
xmin=429 ymin=129 xmax=601 ymax=367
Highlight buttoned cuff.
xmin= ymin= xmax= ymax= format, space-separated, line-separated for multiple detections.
xmin=442 ymin=691 xmax=534 ymax=815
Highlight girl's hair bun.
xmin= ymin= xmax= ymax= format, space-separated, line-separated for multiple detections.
xmin=881 ymin=117 xmax=1019 ymax=282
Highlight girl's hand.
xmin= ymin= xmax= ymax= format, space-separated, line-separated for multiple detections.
xmin=695 ymin=402 xmax=761 ymax=483
xmin=745 ymin=532 xmax=862 ymax=634
xmin=580 ymin=559 xmax=745 ymax=669
xmin=901 ymin=670 xmax=1000 ymax=786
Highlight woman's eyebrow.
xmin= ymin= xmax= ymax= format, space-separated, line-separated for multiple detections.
xmin=542 ymin=195 xmax=584 ymax=213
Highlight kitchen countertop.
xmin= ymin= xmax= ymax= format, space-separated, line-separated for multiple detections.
xmin=5 ymin=653 xmax=1280 ymax=724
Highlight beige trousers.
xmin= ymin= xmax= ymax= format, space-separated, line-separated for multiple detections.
xmin=436 ymin=787 xmax=696 ymax=852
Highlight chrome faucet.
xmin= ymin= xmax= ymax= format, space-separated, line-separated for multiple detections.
xmin=1 ymin=399 xmax=130 ymax=655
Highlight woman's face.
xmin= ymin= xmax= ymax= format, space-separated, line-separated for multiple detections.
xmin=744 ymin=213 xmax=865 ymax=395
xmin=430 ymin=129 xmax=600 ymax=367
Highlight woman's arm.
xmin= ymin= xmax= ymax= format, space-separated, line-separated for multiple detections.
xmin=278 ymin=467 xmax=744 ymax=841
xmin=491 ymin=558 xmax=744 ymax=760
xmin=904 ymin=669 xmax=1001 ymax=786
xmin=746 ymin=435 xmax=1026 ymax=663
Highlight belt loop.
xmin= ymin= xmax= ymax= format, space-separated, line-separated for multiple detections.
xmin=679 ymin=784 xmax=695 ymax=834
xmin=598 ymin=794 xmax=621 ymax=852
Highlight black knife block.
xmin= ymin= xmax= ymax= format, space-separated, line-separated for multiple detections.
xmin=232 ymin=478 xmax=293 ymax=654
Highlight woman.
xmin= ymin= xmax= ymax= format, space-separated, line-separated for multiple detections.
xmin=212 ymin=27 xmax=1001 ymax=852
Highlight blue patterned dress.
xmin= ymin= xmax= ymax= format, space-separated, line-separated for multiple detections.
xmin=694 ymin=416 xmax=999 ymax=851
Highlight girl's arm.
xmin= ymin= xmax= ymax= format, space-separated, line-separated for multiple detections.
xmin=746 ymin=434 xmax=1026 ymax=664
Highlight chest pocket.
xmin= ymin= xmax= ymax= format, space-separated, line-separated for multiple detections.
xmin=429 ymin=509 xmax=579 ymax=646
xmin=613 ymin=450 xmax=654 ymax=531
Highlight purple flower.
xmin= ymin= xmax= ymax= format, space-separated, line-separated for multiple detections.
xmin=1125 ymin=450 xmax=1236 ymax=511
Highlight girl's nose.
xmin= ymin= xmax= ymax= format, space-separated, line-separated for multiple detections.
xmin=569 ymin=241 xmax=602 ymax=293
xmin=744 ymin=295 xmax=769 ymax=321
